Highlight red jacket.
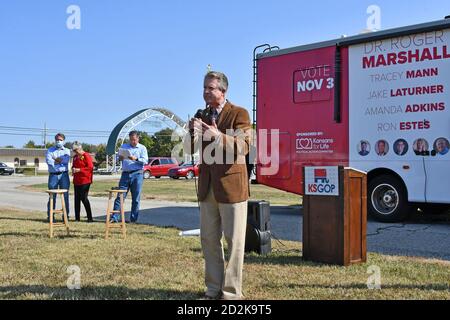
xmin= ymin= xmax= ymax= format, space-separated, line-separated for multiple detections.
xmin=72 ymin=152 xmax=94 ymax=186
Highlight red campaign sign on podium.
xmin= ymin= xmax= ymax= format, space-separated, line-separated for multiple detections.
xmin=314 ymin=168 xmax=327 ymax=182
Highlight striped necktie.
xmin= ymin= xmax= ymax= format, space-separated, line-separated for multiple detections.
xmin=211 ymin=108 xmax=218 ymax=123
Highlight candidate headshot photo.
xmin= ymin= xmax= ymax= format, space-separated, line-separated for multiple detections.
xmin=375 ymin=140 xmax=389 ymax=156
xmin=433 ymin=137 xmax=450 ymax=155
xmin=413 ymin=138 xmax=429 ymax=156
xmin=393 ymin=139 xmax=408 ymax=156
xmin=357 ymin=140 xmax=370 ymax=156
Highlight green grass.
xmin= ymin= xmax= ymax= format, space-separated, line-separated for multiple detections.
xmin=25 ymin=178 xmax=302 ymax=206
xmin=0 ymin=209 xmax=449 ymax=300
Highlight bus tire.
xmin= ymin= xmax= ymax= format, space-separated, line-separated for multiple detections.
xmin=368 ymin=174 xmax=410 ymax=222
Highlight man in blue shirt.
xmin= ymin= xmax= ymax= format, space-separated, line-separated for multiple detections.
xmin=46 ymin=133 xmax=71 ymax=221
xmin=111 ymin=131 xmax=148 ymax=223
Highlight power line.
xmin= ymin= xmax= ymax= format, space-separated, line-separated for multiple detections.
xmin=0 ymin=127 xmax=178 ymax=136
xmin=0 ymin=125 xmax=181 ymax=145
xmin=0 ymin=132 xmax=110 ymax=138
xmin=0 ymin=125 xmax=111 ymax=134
xmin=0 ymin=132 xmax=43 ymax=137
xmin=0 ymin=124 xmax=111 ymax=139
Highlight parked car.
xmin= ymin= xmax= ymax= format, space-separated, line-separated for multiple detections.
xmin=168 ymin=162 xmax=199 ymax=180
xmin=0 ymin=162 xmax=14 ymax=175
xmin=143 ymin=157 xmax=179 ymax=179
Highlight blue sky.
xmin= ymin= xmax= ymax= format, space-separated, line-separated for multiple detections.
xmin=0 ymin=0 xmax=448 ymax=147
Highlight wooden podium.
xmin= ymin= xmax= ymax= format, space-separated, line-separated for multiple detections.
xmin=302 ymin=167 xmax=367 ymax=266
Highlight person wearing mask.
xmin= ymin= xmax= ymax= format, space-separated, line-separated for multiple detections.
xmin=72 ymin=142 xmax=94 ymax=222
xmin=46 ymin=133 xmax=71 ymax=221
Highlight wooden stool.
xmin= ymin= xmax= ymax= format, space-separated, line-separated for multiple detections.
xmin=46 ymin=189 xmax=70 ymax=238
xmin=105 ymin=189 xmax=127 ymax=239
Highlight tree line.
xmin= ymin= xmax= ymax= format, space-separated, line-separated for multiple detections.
xmin=7 ymin=128 xmax=179 ymax=167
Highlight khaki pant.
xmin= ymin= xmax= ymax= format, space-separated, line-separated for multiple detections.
xmin=200 ymin=186 xmax=248 ymax=299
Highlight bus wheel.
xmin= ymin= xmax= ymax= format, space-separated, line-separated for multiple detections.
xmin=368 ymin=174 xmax=410 ymax=222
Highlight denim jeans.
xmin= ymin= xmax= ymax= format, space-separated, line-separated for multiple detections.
xmin=47 ymin=172 xmax=70 ymax=219
xmin=112 ymin=171 xmax=144 ymax=222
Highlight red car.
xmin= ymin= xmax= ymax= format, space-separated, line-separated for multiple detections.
xmin=168 ymin=162 xmax=199 ymax=180
xmin=143 ymin=157 xmax=179 ymax=179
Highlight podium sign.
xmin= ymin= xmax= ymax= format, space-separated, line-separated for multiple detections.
xmin=304 ymin=166 xmax=339 ymax=196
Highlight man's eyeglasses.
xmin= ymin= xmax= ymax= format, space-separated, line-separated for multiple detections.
xmin=203 ymin=86 xmax=221 ymax=92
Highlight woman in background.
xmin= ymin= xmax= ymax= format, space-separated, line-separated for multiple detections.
xmin=72 ymin=142 xmax=94 ymax=222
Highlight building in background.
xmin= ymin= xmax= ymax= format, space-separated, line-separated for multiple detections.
xmin=0 ymin=148 xmax=48 ymax=172
xmin=0 ymin=148 xmax=97 ymax=174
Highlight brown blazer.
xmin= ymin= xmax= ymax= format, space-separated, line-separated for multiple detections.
xmin=185 ymin=101 xmax=251 ymax=203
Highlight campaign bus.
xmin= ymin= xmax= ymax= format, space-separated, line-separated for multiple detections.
xmin=255 ymin=17 xmax=450 ymax=222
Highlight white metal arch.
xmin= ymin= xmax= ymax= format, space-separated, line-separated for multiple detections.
xmin=105 ymin=107 xmax=189 ymax=173
xmin=116 ymin=108 xmax=187 ymax=148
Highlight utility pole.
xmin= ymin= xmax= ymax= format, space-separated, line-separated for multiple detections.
xmin=43 ymin=123 xmax=47 ymax=148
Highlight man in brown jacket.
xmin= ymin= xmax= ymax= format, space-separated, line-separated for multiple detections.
xmin=184 ymin=71 xmax=251 ymax=300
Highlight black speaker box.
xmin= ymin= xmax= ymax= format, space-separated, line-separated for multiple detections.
xmin=245 ymin=200 xmax=271 ymax=255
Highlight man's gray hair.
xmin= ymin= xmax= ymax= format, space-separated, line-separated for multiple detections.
xmin=204 ymin=71 xmax=229 ymax=93
xmin=72 ymin=141 xmax=83 ymax=151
